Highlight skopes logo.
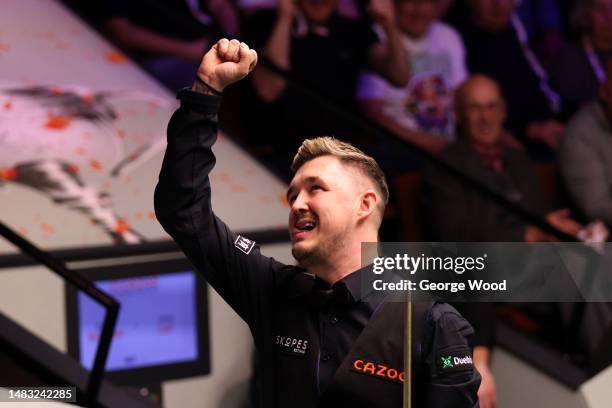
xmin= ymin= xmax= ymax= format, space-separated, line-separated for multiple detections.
xmin=274 ymin=335 xmax=309 ymax=357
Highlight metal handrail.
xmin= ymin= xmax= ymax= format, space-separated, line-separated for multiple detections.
xmin=0 ymin=221 xmax=119 ymax=402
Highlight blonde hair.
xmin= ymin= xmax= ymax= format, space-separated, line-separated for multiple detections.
xmin=291 ymin=137 xmax=389 ymax=213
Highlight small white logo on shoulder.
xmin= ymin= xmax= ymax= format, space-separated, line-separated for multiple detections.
xmin=235 ymin=235 xmax=255 ymax=255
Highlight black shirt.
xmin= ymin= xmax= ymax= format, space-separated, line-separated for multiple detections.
xmin=154 ymin=88 xmax=481 ymax=407
xmin=244 ymin=11 xmax=378 ymax=155
xmin=308 ymin=269 xmax=384 ymax=394
xmin=553 ymin=41 xmax=612 ymax=116
xmin=453 ymin=18 xmax=556 ymax=138
xmin=246 ymin=11 xmax=377 ymax=107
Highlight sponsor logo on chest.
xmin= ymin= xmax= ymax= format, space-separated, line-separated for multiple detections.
xmin=274 ymin=335 xmax=309 ymax=356
xmin=351 ymin=359 xmax=405 ymax=384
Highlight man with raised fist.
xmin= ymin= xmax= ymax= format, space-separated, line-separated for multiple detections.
xmin=155 ymin=39 xmax=480 ymax=407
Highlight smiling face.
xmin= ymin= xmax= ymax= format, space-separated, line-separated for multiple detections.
xmin=287 ymin=155 xmax=364 ymax=267
xmin=456 ymin=76 xmax=506 ymax=145
xmin=395 ymin=0 xmax=439 ymax=39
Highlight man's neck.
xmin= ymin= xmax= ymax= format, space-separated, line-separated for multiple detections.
xmin=309 ymin=233 xmax=378 ymax=286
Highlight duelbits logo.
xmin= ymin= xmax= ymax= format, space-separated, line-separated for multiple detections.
xmin=441 ymin=356 xmax=453 ymax=369
xmin=441 ymin=355 xmax=473 ymax=369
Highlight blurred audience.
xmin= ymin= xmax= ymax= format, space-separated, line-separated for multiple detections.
xmin=450 ymin=0 xmax=565 ymax=152
xmin=243 ymin=0 xmax=410 ymax=168
xmin=559 ymin=58 xmax=612 ymax=228
xmin=239 ymin=0 xmax=364 ymax=19
xmin=425 ymin=75 xmax=584 ymax=243
xmin=445 ymin=0 xmax=566 ymax=67
xmin=358 ymin=0 xmax=467 ymax=156
xmin=425 ymin=74 xmax=601 ymax=408
xmin=554 ymin=0 xmax=612 ymax=115
xmin=98 ymin=0 xmax=240 ymax=90
xmin=516 ymin=0 xmax=566 ymax=67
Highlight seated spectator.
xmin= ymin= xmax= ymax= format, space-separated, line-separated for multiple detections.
xmin=425 ymin=75 xmax=596 ymax=408
xmin=426 ymin=75 xmax=582 ymax=243
xmin=451 ymin=0 xmax=565 ymax=151
xmin=559 ymin=58 xmax=612 ymax=228
xmin=98 ymin=0 xmax=240 ymax=90
xmin=554 ymin=0 xmax=612 ymax=115
xmin=358 ymin=0 xmax=468 ymax=156
xmin=244 ymin=0 xmax=410 ymax=169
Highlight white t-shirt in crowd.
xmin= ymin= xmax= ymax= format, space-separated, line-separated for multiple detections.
xmin=358 ymin=22 xmax=467 ymax=139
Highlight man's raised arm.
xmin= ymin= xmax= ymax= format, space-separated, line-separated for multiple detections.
xmin=154 ymin=40 xmax=286 ymax=326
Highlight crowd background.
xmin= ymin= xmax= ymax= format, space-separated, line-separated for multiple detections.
xmin=63 ymin=0 xmax=612 ymax=406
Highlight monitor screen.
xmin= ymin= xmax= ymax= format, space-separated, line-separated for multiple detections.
xmin=78 ymin=271 xmax=199 ymax=371
xmin=66 ymin=257 xmax=210 ymax=386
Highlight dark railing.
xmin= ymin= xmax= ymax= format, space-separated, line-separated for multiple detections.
xmin=0 ymin=221 xmax=119 ymax=402
xmin=0 ymin=228 xmax=289 ymax=269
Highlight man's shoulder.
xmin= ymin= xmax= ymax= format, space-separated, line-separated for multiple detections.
xmin=426 ymin=303 xmax=475 ymax=354
xmin=564 ymin=103 xmax=609 ymax=143
xmin=429 ymin=21 xmax=463 ymax=45
xmin=428 ymin=302 xmax=469 ymax=325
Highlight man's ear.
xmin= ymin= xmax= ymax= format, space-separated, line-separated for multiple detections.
xmin=357 ymin=190 xmax=378 ymax=221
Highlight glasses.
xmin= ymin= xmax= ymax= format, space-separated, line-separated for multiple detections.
xmin=464 ymin=102 xmax=504 ymax=115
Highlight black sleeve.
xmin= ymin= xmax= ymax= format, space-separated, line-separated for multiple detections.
xmin=154 ymin=88 xmax=292 ymax=328
xmin=454 ymin=303 xmax=497 ymax=348
xmin=423 ymin=303 xmax=481 ymax=407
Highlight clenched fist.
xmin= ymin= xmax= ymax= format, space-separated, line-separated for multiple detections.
xmin=196 ymin=39 xmax=258 ymax=93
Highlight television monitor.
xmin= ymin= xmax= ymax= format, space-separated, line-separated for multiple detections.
xmin=65 ymin=257 xmax=210 ymax=386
